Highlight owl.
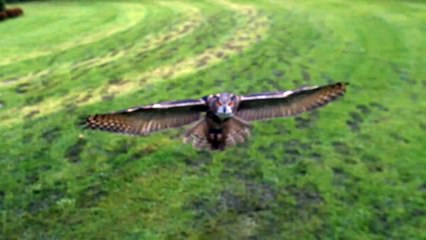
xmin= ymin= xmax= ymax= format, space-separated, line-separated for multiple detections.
xmin=83 ymin=82 xmax=348 ymax=150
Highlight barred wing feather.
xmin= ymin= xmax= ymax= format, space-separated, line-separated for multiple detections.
xmin=83 ymin=99 xmax=208 ymax=135
xmin=236 ymin=82 xmax=348 ymax=121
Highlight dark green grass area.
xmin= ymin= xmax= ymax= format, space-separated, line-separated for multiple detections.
xmin=0 ymin=0 xmax=425 ymax=239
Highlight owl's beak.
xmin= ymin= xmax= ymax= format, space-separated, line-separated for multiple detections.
xmin=216 ymin=106 xmax=233 ymax=119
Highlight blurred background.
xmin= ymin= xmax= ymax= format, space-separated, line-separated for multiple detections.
xmin=0 ymin=0 xmax=425 ymax=239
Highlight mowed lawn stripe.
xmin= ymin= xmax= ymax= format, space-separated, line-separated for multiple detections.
xmin=0 ymin=0 xmax=270 ymax=126
xmin=0 ymin=2 xmax=203 ymax=87
xmin=0 ymin=2 xmax=146 ymax=67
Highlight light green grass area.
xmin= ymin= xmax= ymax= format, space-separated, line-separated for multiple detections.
xmin=0 ymin=0 xmax=425 ymax=239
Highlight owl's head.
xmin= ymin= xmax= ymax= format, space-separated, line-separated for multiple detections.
xmin=209 ymin=93 xmax=238 ymax=119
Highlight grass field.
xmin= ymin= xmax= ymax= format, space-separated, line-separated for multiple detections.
xmin=0 ymin=0 xmax=425 ymax=239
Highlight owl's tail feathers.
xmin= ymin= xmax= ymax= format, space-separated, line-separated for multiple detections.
xmin=184 ymin=118 xmax=210 ymax=150
xmin=184 ymin=117 xmax=251 ymax=151
xmin=223 ymin=116 xmax=251 ymax=147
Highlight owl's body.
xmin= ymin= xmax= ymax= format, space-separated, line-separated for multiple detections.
xmin=83 ymin=82 xmax=348 ymax=150
xmin=185 ymin=112 xmax=251 ymax=150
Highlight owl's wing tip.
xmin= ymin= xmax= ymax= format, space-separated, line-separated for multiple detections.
xmin=332 ymin=82 xmax=349 ymax=94
xmin=78 ymin=114 xmax=97 ymax=130
xmin=78 ymin=116 xmax=89 ymax=128
xmin=336 ymin=82 xmax=349 ymax=87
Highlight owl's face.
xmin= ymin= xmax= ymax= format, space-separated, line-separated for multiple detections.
xmin=209 ymin=93 xmax=238 ymax=119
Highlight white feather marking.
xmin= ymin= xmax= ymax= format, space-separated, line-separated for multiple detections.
xmin=281 ymin=90 xmax=294 ymax=98
xmin=145 ymin=121 xmax=153 ymax=132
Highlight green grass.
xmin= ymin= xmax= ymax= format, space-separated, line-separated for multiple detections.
xmin=0 ymin=0 xmax=425 ymax=239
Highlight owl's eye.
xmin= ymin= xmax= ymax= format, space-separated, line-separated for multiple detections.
xmin=216 ymin=101 xmax=222 ymax=107
xmin=228 ymin=101 xmax=234 ymax=107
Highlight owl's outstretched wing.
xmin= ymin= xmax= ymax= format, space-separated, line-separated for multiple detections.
xmin=236 ymin=82 xmax=348 ymax=121
xmin=82 ymin=99 xmax=208 ymax=135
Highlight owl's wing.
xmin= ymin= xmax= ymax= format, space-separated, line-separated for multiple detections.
xmin=236 ymin=82 xmax=348 ymax=121
xmin=82 ymin=99 xmax=208 ymax=135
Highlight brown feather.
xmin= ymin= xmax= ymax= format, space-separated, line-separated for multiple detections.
xmin=236 ymin=82 xmax=348 ymax=121
xmin=222 ymin=116 xmax=251 ymax=147
xmin=83 ymin=99 xmax=207 ymax=135
xmin=183 ymin=117 xmax=251 ymax=150
xmin=184 ymin=118 xmax=210 ymax=150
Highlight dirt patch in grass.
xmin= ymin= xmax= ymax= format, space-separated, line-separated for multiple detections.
xmin=15 ymin=82 xmax=31 ymax=94
xmin=28 ymin=187 xmax=66 ymax=214
xmin=332 ymin=141 xmax=351 ymax=155
xmin=65 ymin=137 xmax=87 ymax=163
xmin=41 ymin=127 xmax=62 ymax=142
xmin=295 ymin=111 xmax=319 ymax=129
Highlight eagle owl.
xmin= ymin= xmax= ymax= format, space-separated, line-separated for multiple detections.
xmin=83 ymin=82 xmax=348 ymax=150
